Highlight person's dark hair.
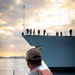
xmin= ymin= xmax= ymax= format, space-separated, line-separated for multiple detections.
xmin=27 ymin=55 xmax=42 ymax=66
xmin=28 ymin=59 xmax=42 ymax=66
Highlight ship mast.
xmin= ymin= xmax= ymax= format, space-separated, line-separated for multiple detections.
xmin=23 ymin=5 xmax=25 ymax=34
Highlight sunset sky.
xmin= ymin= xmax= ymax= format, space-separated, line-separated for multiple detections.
xmin=0 ymin=0 xmax=75 ymax=57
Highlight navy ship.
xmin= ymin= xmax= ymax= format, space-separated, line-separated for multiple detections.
xmin=21 ymin=5 xmax=75 ymax=74
xmin=22 ymin=31 xmax=75 ymax=73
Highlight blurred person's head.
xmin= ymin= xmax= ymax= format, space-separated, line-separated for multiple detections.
xmin=26 ymin=48 xmax=42 ymax=71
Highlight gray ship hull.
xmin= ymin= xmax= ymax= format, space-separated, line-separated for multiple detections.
xmin=22 ymin=33 xmax=75 ymax=72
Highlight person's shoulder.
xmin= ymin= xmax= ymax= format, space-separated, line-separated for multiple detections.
xmin=28 ymin=71 xmax=41 ymax=75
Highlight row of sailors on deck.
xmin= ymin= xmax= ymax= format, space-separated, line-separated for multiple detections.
xmin=26 ymin=29 xmax=73 ymax=36
xmin=26 ymin=29 xmax=46 ymax=35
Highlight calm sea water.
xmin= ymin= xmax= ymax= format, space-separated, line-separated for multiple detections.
xmin=0 ymin=58 xmax=29 ymax=75
xmin=0 ymin=58 xmax=75 ymax=75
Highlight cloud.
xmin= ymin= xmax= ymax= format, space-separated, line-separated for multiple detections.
xmin=70 ymin=19 xmax=75 ymax=25
xmin=0 ymin=0 xmax=15 ymax=13
xmin=25 ymin=0 xmax=45 ymax=10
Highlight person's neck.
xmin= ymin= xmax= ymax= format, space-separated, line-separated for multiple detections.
xmin=30 ymin=65 xmax=40 ymax=71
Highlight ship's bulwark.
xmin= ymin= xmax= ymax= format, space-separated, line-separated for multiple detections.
xmin=22 ymin=33 xmax=75 ymax=72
